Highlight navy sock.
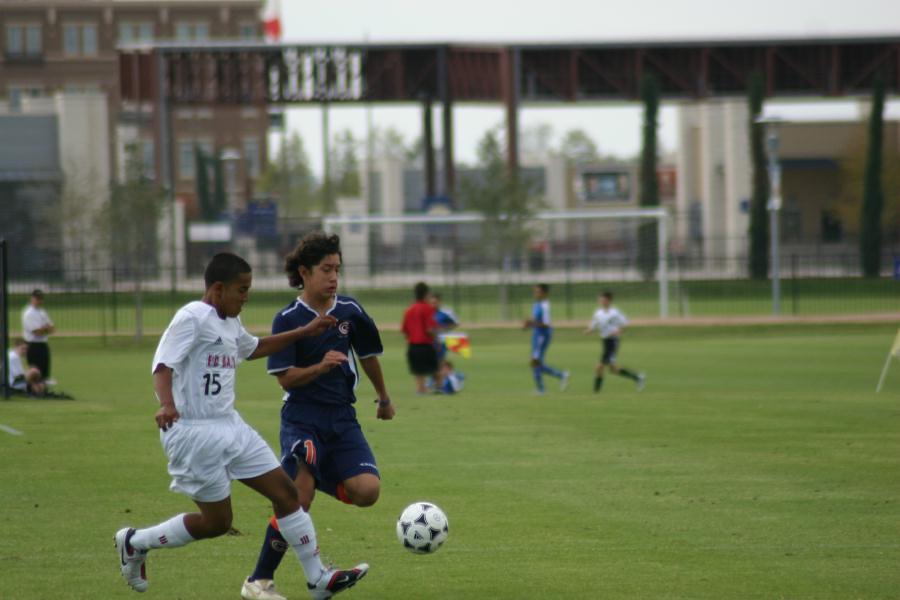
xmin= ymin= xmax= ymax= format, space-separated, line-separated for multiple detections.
xmin=249 ymin=522 xmax=288 ymax=581
xmin=619 ymin=368 xmax=639 ymax=381
xmin=532 ymin=366 xmax=544 ymax=392
xmin=594 ymin=376 xmax=603 ymax=392
xmin=541 ymin=365 xmax=563 ymax=378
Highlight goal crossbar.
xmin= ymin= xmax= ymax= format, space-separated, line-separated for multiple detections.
xmin=323 ymin=208 xmax=670 ymax=318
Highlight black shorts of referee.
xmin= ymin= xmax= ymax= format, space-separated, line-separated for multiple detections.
xmin=407 ymin=343 xmax=439 ymax=375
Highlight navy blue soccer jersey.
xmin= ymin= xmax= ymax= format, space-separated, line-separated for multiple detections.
xmin=267 ymin=295 xmax=383 ymax=409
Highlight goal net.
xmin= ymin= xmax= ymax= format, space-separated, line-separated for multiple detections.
xmin=323 ymin=208 xmax=670 ymax=319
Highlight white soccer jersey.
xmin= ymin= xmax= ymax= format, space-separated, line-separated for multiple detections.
xmin=8 ymin=350 xmax=26 ymax=389
xmin=22 ymin=305 xmax=53 ymax=342
xmin=590 ymin=307 xmax=628 ymax=339
xmin=151 ymin=301 xmax=259 ymax=420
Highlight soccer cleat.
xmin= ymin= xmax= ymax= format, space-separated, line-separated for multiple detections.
xmin=307 ymin=563 xmax=369 ymax=600
xmin=560 ymin=371 xmax=570 ymax=391
xmin=636 ymin=373 xmax=646 ymax=392
xmin=115 ymin=527 xmax=148 ymax=593
xmin=241 ymin=577 xmax=288 ymax=600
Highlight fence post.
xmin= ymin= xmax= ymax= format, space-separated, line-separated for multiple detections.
xmin=134 ymin=269 xmax=144 ymax=343
xmin=1 ymin=239 xmax=9 ymax=399
xmin=111 ymin=268 xmax=118 ymax=333
xmin=565 ymin=258 xmax=573 ymax=320
xmin=791 ymin=254 xmax=798 ymax=315
xmin=100 ymin=289 xmax=108 ymax=346
xmin=452 ymin=249 xmax=461 ymax=321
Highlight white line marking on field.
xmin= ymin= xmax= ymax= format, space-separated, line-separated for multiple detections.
xmin=0 ymin=424 xmax=23 ymax=436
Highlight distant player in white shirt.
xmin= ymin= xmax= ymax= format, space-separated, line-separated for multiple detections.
xmin=114 ymin=253 xmax=368 ymax=599
xmin=8 ymin=338 xmax=45 ymax=396
xmin=584 ymin=291 xmax=645 ymax=393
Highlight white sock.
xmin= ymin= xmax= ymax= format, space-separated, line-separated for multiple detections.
xmin=130 ymin=514 xmax=195 ymax=551
xmin=277 ymin=509 xmax=326 ymax=584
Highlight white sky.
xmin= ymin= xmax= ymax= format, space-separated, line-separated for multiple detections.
xmin=273 ymin=0 xmax=900 ymax=175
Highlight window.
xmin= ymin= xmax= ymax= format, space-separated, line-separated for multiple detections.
xmin=178 ymin=140 xmax=214 ymax=180
xmin=63 ymin=23 xmax=98 ymax=57
xmin=119 ymin=22 xmax=154 ymax=45
xmin=178 ymin=141 xmax=195 ymax=179
xmin=175 ymin=21 xmax=209 ymax=41
xmin=82 ymin=23 xmax=97 ymax=55
xmin=238 ymin=22 xmax=258 ymax=39
xmin=141 ymin=140 xmax=156 ymax=179
xmin=63 ymin=24 xmax=79 ymax=55
xmin=7 ymin=85 xmax=43 ymax=111
xmin=5 ymin=23 xmax=41 ymax=56
xmin=243 ymin=138 xmax=260 ymax=179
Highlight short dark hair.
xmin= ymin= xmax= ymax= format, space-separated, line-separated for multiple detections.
xmin=31 ymin=289 xmax=44 ymax=299
xmin=284 ymin=231 xmax=342 ymax=289
xmin=537 ymin=283 xmax=550 ymax=293
xmin=602 ymin=290 xmax=614 ymax=300
xmin=204 ymin=253 xmax=251 ymax=289
xmin=414 ymin=281 xmax=430 ymax=301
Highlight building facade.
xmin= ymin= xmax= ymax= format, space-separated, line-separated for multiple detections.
xmin=0 ymin=0 xmax=267 ymax=215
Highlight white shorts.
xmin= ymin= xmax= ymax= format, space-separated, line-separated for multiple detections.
xmin=160 ymin=412 xmax=280 ymax=502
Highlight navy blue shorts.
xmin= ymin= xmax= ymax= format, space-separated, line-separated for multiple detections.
xmin=602 ymin=337 xmax=620 ymax=365
xmin=279 ymin=403 xmax=379 ymax=489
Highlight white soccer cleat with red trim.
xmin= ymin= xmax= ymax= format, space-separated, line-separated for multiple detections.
xmin=307 ymin=563 xmax=369 ymax=600
xmin=115 ymin=527 xmax=149 ymax=592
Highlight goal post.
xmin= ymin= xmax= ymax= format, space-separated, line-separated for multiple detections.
xmin=323 ymin=208 xmax=671 ymax=318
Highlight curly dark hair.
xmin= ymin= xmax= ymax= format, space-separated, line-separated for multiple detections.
xmin=284 ymin=231 xmax=342 ymax=289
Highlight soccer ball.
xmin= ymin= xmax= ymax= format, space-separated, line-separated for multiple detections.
xmin=396 ymin=501 xmax=449 ymax=554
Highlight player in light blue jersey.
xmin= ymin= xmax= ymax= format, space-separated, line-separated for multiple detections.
xmin=523 ymin=284 xmax=569 ymax=394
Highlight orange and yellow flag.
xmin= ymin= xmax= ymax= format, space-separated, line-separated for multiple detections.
xmin=443 ymin=333 xmax=471 ymax=359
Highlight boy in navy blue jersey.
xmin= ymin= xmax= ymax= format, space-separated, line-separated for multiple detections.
xmin=241 ymin=232 xmax=394 ymax=600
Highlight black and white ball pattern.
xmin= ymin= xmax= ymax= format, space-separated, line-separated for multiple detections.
xmin=396 ymin=502 xmax=449 ymax=554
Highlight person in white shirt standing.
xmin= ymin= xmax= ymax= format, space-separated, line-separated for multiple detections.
xmin=114 ymin=253 xmax=369 ymax=599
xmin=22 ymin=289 xmax=54 ymax=381
xmin=584 ymin=291 xmax=645 ymax=393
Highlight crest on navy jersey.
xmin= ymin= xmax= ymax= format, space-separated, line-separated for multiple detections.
xmin=338 ymin=321 xmax=351 ymax=336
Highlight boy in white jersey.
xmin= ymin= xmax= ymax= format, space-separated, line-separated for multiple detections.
xmin=114 ymin=253 xmax=368 ymax=599
xmin=584 ymin=291 xmax=645 ymax=393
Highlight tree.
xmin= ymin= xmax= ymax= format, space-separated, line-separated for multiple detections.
xmin=257 ymin=132 xmax=318 ymax=217
xmin=747 ymin=72 xmax=770 ymax=280
xmin=372 ymin=126 xmax=410 ymax=162
xmin=194 ymin=146 xmax=225 ymax=221
xmin=557 ymin=128 xmax=600 ymax=165
xmin=330 ymin=129 xmax=361 ymax=203
xmin=459 ymin=129 xmax=542 ymax=317
xmin=104 ymin=144 xmax=167 ymax=341
xmin=520 ymin=123 xmax=555 ymax=163
xmin=860 ymin=74 xmax=886 ymax=277
xmin=833 ymin=126 xmax=900 ymax=244
xmin=637 ymin=73 xmax=660 ymax=278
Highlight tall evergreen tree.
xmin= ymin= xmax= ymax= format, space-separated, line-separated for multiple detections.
xmin=747 ymin=72 xmax=770 ymax=280
xmin=637 ymin=73 xmax=660 ymax=278
xmin=860 ymin=74 xmax=886 ymax=277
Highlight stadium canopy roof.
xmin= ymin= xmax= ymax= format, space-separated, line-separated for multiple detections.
xmin=118 ymin=36 xmax=900 ymax=195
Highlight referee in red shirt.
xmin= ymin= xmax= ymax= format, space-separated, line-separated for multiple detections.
xmin=402 ymin=282 xmax=441 ymax=394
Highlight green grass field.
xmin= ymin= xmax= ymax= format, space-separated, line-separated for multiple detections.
xmin=1 ymin=324 xmax=899 ymax=599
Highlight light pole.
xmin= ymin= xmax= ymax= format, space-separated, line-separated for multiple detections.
xmin=756 ymin=116 xmax=783 ymax=315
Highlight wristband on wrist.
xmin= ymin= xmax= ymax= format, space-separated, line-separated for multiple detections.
xmin=376 ymin=398 xmax=391 ymax=407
